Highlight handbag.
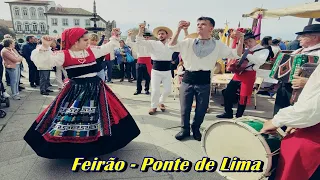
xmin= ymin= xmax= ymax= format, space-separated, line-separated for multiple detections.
xmin=126 ymin=52 xmax=134 ymax=63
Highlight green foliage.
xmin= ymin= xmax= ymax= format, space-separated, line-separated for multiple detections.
xmin=0 ymin=25 xmax=15 ymax=40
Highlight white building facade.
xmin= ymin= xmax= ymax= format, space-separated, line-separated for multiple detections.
xmin=45 ymin=6 xmax=108 ymax=36
xmin=5 ymin=0 xmax=56 ymax=39
xmin=6 ymin=0 xmax=116 ymax=40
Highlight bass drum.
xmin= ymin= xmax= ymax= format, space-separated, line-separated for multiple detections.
xmin=201 ymin=116 xmax=285 ymax=180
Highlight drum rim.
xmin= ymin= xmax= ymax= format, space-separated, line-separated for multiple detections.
xmin=201 ymin=118 xmax=279 ymax=179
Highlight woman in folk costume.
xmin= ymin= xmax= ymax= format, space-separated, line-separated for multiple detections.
xmin=24 ymin=27 xmax=140 ymax=159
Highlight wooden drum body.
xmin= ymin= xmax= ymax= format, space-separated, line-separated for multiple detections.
xmin=201 ymin=116 xmax=285 ymax=180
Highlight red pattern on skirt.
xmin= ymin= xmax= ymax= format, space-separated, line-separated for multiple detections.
xmin=275 ymin=123 xmax=320 ymax=180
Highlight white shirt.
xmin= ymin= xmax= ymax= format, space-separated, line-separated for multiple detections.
xmin=271 ymin=45 xmax=281 ymax=57
xmin=272 ymin=43 xmax=320 ymax=128
xmin=135 ymin=36 xmax=173 ymax=61
xmin=246 ymin=44 xmax=269 ymax=71
xmin=31 ymin=37 xmax=119 ymax=77
xmin=126 ymin=36 xmax=151 ymax=58
xmin=168 ymin=38 xmax=239 ymax=71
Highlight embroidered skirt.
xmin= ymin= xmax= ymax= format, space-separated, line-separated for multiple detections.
xmin=24 ymin=76 xmax=140 ymax=159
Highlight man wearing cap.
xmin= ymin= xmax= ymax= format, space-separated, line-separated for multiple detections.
xmin=168 ymin=17 xmax=245 ymax=141
xmin=126 ymin=30 xmax=152 ymax=95
xmin=136 ymin=24 xmax=174 ymax=115
xmin=273 ymin=24 xmax=320 ymax=116
xmin=216 ymin=32 xmax=269 ymax=119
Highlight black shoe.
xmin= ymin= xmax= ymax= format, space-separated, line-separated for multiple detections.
xmin=175 ymin=129 xmax=190 ymax=141
xmin=19 ymin=86 xmax=25 ymax=89
xmin=216 ymin=113 xmax=233 ymax=119
xmin=191 ymin=126 xmax=202 ymax=141
xmin=134 ymin=91 xmax=141 ymax=95
xmin=41 ymin=92 xmax=49 ymax=95
xmin=46 ymin=89 xmax=54 ymax=93
xmin=145 ymin=91 xmax=150 ymax=95
xmin=19 ymin=82 xmax=23 ymax=85
xmin=120 ymin=79 xmax=124 ymax=82
xmin=30 ymin=84 xmax=37 ymax=88
xmin=48 ymin=84 xmax=53 ymax=87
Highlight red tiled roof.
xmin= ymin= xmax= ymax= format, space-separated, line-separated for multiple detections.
xmin=0 ymin=19 xmax=13 ymax=28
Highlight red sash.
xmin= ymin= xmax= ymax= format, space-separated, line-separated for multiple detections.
xmin=275 ymin=123 xmax=320 ymax=180
xmin=105 ymin=53 xmax=111 ymax=61
xmin=138 ymin=57 xmax=152 ymax=77
xmin=232 ymin=70 xmax=256 ymax=105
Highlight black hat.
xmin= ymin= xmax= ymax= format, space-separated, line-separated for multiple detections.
xmin=244 ymin=32 xmax=260 ymax=40
xmin=143 ymin=32 xmax=152 ymax=37
xmin=296 ymin=24 xmax=320 ymax=35
xmin=272 ymin=39 xmax=280 ymax=44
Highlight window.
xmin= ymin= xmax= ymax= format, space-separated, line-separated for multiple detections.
xmin=32 ymin=22 xmax=38 ymax=32
xmin=38 ymin=8 xmax=44 ymax=17
xmin=24 ymin=22 xmax=30 ymax=32
xmin=62 ymin=19 xmax=68 ymax=26
xmin=40 ymin=23 xmax=46 ymax=32
xmin=16 ymin=21 xmax=22 ymax=31
xmin=74 ymin=19 xmax=80 ymax=26
xmin=85 ymin=19 xmax=91 ymax=26
xmin=22 ymin=7 xmax=28 ymax=17
xmin=52 ymin=18 xmax=58 ymax=26
xmin=14 ymin=7 xmax=20 ymax=16
xmin=30 ymin=7 xmax=36 ymax=17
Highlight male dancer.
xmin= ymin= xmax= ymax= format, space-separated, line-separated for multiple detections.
xmin=126 ymin=30 xmax=152 ymax=95
xmin=136 ymin=24 xmax=174 ymax=115
xmin=169 ymin=17 xmax=244 ymax=141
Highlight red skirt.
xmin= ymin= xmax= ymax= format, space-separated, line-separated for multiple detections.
xmin=232 ymin=71 xmax=256 ymax=105
xmin=275 ymin=123 xmax=320 ymax=180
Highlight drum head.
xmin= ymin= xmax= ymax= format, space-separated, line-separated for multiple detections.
xmin=202 ymin=120 xmax=271 ymax=180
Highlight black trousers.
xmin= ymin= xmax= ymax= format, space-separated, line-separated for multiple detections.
xmin=136 ymin=63 xmax=150 ymax=92
xmin=131 ymin=59 xmax=137 ymax=79
xmin=223 ymin=80 xmax=246 ymax=117
xmin=0 ymin=63 xmax=5 ymax=92
xmin=274 ymin=82 xmax=293 ymax=116
xmin=180 ymin=82 xmax=210 ymax=130
xmin=27 ymin=60 xmax=40 ymax=85
xmin=120 ymin=62 xmax=132 ymax=80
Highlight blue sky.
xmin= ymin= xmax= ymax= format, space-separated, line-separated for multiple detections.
xmin=1 ymin=0 xmax=319 ymax=40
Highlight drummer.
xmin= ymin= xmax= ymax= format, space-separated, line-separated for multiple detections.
xmin=273 ymin=24 xmax=320 ymax=116
xmin=260 ymin=52 xmax=320 ymax=180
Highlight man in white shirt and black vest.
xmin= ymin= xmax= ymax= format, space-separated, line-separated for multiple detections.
xmin=168 ymin=17 xmax=244 ymax=141
xmin=136 ymin=24 xmax=174 ymax=115
xmin=216 ymin=32 xmax=269 ymax=119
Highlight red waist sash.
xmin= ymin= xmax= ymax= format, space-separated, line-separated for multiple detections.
xmin=232 ymin=70 xmax=256 ymax=105
xmin=138 ymin=57 xmax=152 ymax=77
xmin=275 ymin=123 xmax=320 ymax=180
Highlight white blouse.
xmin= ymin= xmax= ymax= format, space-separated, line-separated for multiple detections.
xmin=31 ymin=37 xmax=120 ymax=69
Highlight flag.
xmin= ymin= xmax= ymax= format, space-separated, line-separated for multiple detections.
xmin=254 ymin=14 xmax=263 ymax=41
xmin=220 ymin=25 xmax=229 ymax=44
xmin=238 ymin=21 xmax=240 ymax=28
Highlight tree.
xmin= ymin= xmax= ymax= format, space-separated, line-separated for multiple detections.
xmin=0 ymin=25 xmax=15 ymax=40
